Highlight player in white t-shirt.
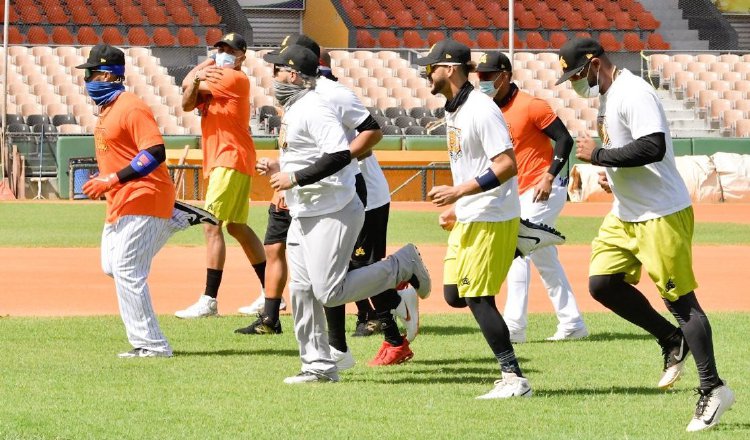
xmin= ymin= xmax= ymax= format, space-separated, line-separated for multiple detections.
xmin=557 ymin=38 xmax=734 ymax=432
xmin=261 ymin=45 xmax=430 ymax=384
xmin=419 ymin=39 xmax=532 ymax=400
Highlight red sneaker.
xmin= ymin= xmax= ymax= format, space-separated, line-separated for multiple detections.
xmin=368 ymin=338 xmax=414 ymax=366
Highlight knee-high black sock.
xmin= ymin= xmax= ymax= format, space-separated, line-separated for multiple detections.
xmin=664 ymin=292 xmax=721 ymax=390
xmin=354 ymin=299 xmax=375 ymax=320
xmin=371 ymin=289 xmax=403 ymax=346
xmin=205 ymin=268 xmax=223 ymax=299
xmin=324 ymin=305 xmax=347 ymax=352
xmin=444 ymin=284 xmax=467 ymax=308
xmin=589 ymin=274 xmax=677 ymax=343
xmin=252 ymin=261 xmax=266 ymax=288
xmin=466 ymin=296 xmax=522 ymax=377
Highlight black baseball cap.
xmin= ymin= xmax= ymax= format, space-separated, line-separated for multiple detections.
xmin=263 ymin=44 xmax=319 ymax=76
xmin=277 ymin=34 xmax=321 ymax=58
xmin=214 ymin=32 xmax=248 ymax=52
xmin=555 ymin=38 xmax=605 ymax=85
xmin=476 ymin=52 xmax=512 ymax=73
xmin=415 ymin=39 xmax=471 ymax=66
xmin=76 ymin=44 xmax=125 ymax=69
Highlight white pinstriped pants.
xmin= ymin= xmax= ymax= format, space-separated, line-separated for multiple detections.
xmin=101 ymin=211 xmax=189 ymax=354
xmin=504 ymin=179 xmax=585 ymax=334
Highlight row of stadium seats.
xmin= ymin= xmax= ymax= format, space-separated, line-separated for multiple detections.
xmin=356 ymin=29 xmax=671 ymax=50
xmin=4 ymin=25 xmax=224 ymax=47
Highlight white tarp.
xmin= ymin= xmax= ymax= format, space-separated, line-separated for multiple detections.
xmin=711 ymin=152 xmax=750 ymax=203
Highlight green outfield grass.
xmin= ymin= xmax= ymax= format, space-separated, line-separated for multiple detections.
xmin=0 ymin=313 xmax=746 ymax=439
xmin=1 ymin=202 xmax=750 ymax=247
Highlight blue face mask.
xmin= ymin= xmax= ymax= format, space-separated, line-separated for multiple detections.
xmin=85 ymin=81 xmax=125 ymax=106
xmin=478 ymin=80 xmax=498 ymax=97
xmin=215 ymin=52 xmax=237 ymax=68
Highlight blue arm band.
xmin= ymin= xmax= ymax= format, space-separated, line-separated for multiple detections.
xmin=130 ymin=150 xmax=159 ymax=176
xmin=475 ymin=167 xmax=501 ymax=192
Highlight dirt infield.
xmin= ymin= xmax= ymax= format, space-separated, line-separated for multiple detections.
xmin=2 ymin=202 xmax=750 ymax=316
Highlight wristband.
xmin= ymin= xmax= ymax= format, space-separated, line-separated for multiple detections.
xmin=130 ymin=150 xmax=159 ymax=176
xmin=289 ymin=172 xmax=298 ymax=187
xmin=475 ymin=167 xmax=501 ymax=192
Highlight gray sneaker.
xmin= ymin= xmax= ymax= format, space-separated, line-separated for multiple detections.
xmin=391 ymin=243 xmax=431 ymax=299
xmin=118 ymin=348 xmax=172 ymax=358
xmin=174 ymin=201 xmax=218 ymax=226
xmin=283 ymin=370 xmax=340 ymax=384
xmin=517 ymin=219 xmax=565 ymax=257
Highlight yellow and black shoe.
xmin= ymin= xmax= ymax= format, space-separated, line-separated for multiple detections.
xmin=234 ymin=313 xmax=282 ymax=335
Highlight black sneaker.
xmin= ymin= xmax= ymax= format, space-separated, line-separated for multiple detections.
xmin=234 ymin=314 xmax=282 ymax=335
xmin=351 ymin=317 xmax=382 ymax=337
xmin=174 ymin=200 xmax=218 ymax=226
xmin=516 ymin=219 xmax=565 ymax=257
xmin=657 ymin=330 xmax=690 ymax=389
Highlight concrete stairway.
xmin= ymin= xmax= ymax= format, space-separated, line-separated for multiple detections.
xmin=639 ymin=0 xmax=709 ymax=50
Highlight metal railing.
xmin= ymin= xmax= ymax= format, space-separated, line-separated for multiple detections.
xmin=69 ymin=163 xmax=204 ymax=200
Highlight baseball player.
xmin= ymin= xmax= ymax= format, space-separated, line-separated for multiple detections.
xmin=557 ymin=38 xmax=734 ymax=431
xmin=420 ymin=39 xmax=531 ymax=399
xmin=76 ymin=44 xmax=217 ymax=357
xmin=262 ymin=44 xmax=430 ymax=383
xmin=175 ymin=32 xmax=268 ymax=319
xmin=237 ymin=35 xmax=418 ymax=368
xmin=476 ymin=52 xmax=588 ymax=343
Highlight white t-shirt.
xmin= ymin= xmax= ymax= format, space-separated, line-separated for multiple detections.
xmin=444 ymin=89 xmax=520 ymax=223
xmin=598 ymin=69 xmax=691 ymax=222
xmin=316 ymin=77 xmax=391 ymax=210
xmin=278 ymin=91 xmax=358 ymax=218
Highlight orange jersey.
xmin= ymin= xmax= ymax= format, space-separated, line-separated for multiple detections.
xmin=94 ymin=92 xmax=175 ymax=223
xmin=500 ymin=89 xmax=557 ymax=194
xmin=198 ymin=68 xmax=256 ymax=178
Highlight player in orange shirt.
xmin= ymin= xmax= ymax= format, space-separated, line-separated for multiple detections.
xmin=176 ymin=32 xmax=268 ymax=319
xmin=76 ymin=44 xmax=217 ymax=357
xmin=476 ymin=52 xmax=588 ymax=343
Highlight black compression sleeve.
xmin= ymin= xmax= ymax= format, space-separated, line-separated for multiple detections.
xmin=591 ymin=132 xmax=666 ymax=167
xmin=116 ymin=144 xmax=166 ymax=184
xmin=542 ymin=118 xmax=573 ymax=177
xmin=356 ymin=115 xmax=381 ymax=132
xmin=295 ymin=150 xmax=353 ymax=187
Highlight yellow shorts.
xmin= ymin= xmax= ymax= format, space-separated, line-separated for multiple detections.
xmin=443 ymin=219 xmax=519 ymax=298
xmin=204 ymin=167 xmax=251 ymax=224
xmin=589 ymin=207 xmax=697 ymax=302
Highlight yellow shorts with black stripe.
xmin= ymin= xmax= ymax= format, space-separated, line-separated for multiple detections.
xmin=589 ymin=207 xmax=697 ymax=302
xmin=443 ymin=219 xmax=519 ymax=298
xmin=204 ymin=167 xmax=251 ymax=224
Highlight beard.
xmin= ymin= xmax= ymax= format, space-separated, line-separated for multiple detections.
xmin=430 ymin=76 xmax=447 ymax=96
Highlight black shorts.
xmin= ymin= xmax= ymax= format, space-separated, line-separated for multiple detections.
xmin=350 ymin=202 xmax=390 ymax=269
xmin=263 ymin=203 xmax=291 ymax=245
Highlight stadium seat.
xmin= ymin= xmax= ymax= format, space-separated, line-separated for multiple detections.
xmin=549 ymin=32 xmax=568 ymax=49
xmin=52 ymin=114 xmax=78 ymax=126
xmin=51 ymin=27 xmax=75 ymax=45
xmin=27 ymin=26 xmax=50 ymax=44
xmin=7 ymin=26 xmax=24 ymax=44
xmin=734 ymin=119 xmax=750 ymax=137
xmin=565 ymin=15 xmax=589 ymax=30
xmin=144 ymin=6 xmax=169 ymax=25
xmin=76 ymin=26 xmax=100 ymax=45
xmin=370 ymin=10 xmax=392 ymax=28
xmin=589 ymin=12 xmax=611 ymax=30
xmin=384 ymin=107 xmax=407 ymax=119
xmin=444 ymin=14 xmax=465 ymax=29
xmin=490 ymin=11 xmax=510 ymax=28
xmin=378 ymin=31 xmax=401 ymax=49
xmin=102 ymin=27 xmax=125 ymax=45
xmin=501 ymin=32 xmax=524 ymax=49
xmin=613 ymin=11 xmax=637 ymax=31
xmin=647 ymin=33 xmax=670 ymax=50
xmin=623 ymin=33 xmax=645 ymax=51
xmin=128 ymin=28 xmax=151 ymax=46
xmin=96 ymin=6 xmax=120 ymax=25
xmin=637 ymin=11 xmax=660 ymax=31
xmin=599 ymin=32 xmax=622 ymax=52
xmin=393 ymin=116 xmax=418 ymax=128
xmin=427 ymin=31 xmax=446 ymax=47
xmin=477 ymin=32 xmax=499 ymax=49
xmin=452 ymin=31 xmax=476 ymax=48
xmin=540 ymin=14 xmax=563 ymax=30
xmin=153 ymin=28 xmax=176 ymax=46
xmin=197 ymin=9 xmax=222 ymax=26
xmin=18 ymin=4 xmax=43 ymax=23
xmin=177 ymin=28 xmax=201 ymax=46
xmin=525 ymin=32 xmax=549 ymax=49
xmin=420 ymin=12 xmax=442 ymax=28
xmin=46 ymin=6 xmax=70 ymax=24
xmin=205 ymin=28 xmax=223 ymax=46
xmin=356 ymin=30 xmax=376 ymax=48
xmin=394 ymin=10 xmax=416 ymax=28
xmin=122 ymin=6 xmax=145 ymax=25
xmin=171 ymin=7 xmax=195 ymax=26
xmin=403 ymin=31 xmax=426 ymax=48
xmin=382 ymin=125 xmax=403 ymax=135
xmin=404 ymin=126 xmax=427 ymax=135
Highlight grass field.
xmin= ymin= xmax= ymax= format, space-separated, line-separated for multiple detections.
xmin=0 ymin=313 xmax=747 ymax=439
xmin=2 ymin=202 xmax=750 ymax=247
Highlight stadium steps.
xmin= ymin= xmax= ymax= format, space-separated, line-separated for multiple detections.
xmin=639 ymin=0 xmax=709 ymax=50
xmin=724 ymin=15 xmax=750 ymax=50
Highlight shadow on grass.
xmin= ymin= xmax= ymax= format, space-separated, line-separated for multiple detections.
xmin=175 ymin=348 xmax=299 ymax=357
xmin=412 ymin=356 xmax=530 ymax=366
xmin=583 ymin=332 xmax=653 ymax=342
xmin=538 ymin=386 xmax=667 ymax=396
xmin=417 ymin=325 xmax=478 ymax=336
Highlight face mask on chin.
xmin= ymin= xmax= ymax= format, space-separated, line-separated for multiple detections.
xmin=572 ymin=63 xmax=600 ymax=98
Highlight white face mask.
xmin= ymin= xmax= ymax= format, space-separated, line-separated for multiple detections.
xmin=214 ymin=52 xmax=237 ymax=68
xmin=571 ymin=63 xmax=600 ymax=98
xmin=478 ymin=80 xmax=499 ymax=97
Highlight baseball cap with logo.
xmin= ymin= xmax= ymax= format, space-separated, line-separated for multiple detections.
xmin=214 ymin=32 xmax=248 ymax=52
xmin=415 ymin=39 xmax=471 ymax=66
xmin=476 ymin=52 xmax=513 ymax=73
xmin=276 ymin=34 xmax=321 ymax=58
xmin=263 ymin=44 xmax=319 ymax=77
xmin=76 ymin=44 xmax=125 ymax=69
xmin=555 ymin=38 xmax=605 ymax=85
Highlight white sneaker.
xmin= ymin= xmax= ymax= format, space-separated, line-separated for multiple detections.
xmin=118 ymin=348 xmax=172 ymax=358
xmin=476 ymin=372 xmax=532 ymax=399
xmin=175 ymin=294 xmax=218 ymax=319
xmin=686 ymin=383 xmax=735 ymax=432
xmin=546 ymin=326 xmax=589 ymax=341
xmin=330 ymin=346 xmax=356 ymax=371
xmin=173 ymin=200 xmax=218 ymax=226
xmin=516 ymin=219 xmax=566 ymax=257
xmin=392 ymin=243 xmax=431 ymax=299
xmin=237 ymin=293 xmax=287 ymax=315
xmin=394 ymin=285 xmax=419 ymax=342
xmin=509 ymin=330 xmax=526 ymax=344
xmin=658 ymin=333 xmax=690 ymax=390
xmin=283 ymin=370 xmax=339 ymax=384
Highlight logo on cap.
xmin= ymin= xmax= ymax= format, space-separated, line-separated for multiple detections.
xmin=100 ymin=58 xmax=107 ymax=63
xmin=559 ymin=57 xmax=568 ymax=69
xmin=288 ymin=59 xmax=295 ymax=65
xmin=281 ymin=35 xmax=290 ymax=46
xmin=479 ymin=53 xmax=488 ymax=64
xmin=225 ymin=34 xmax=234 ymax=41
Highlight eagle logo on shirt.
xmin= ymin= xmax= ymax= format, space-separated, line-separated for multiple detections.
xmin=597 ymin=115 xmax=611 ymax=148
xmin=94 ymin=127 xmax=108 ymax=152
xmin=278 ymin=123 xmax=288 ymax=150
xmin=354 ymin=247 xmax=365 ymax=257
xmin=447 ymin=126 xmax=462 ymax=161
